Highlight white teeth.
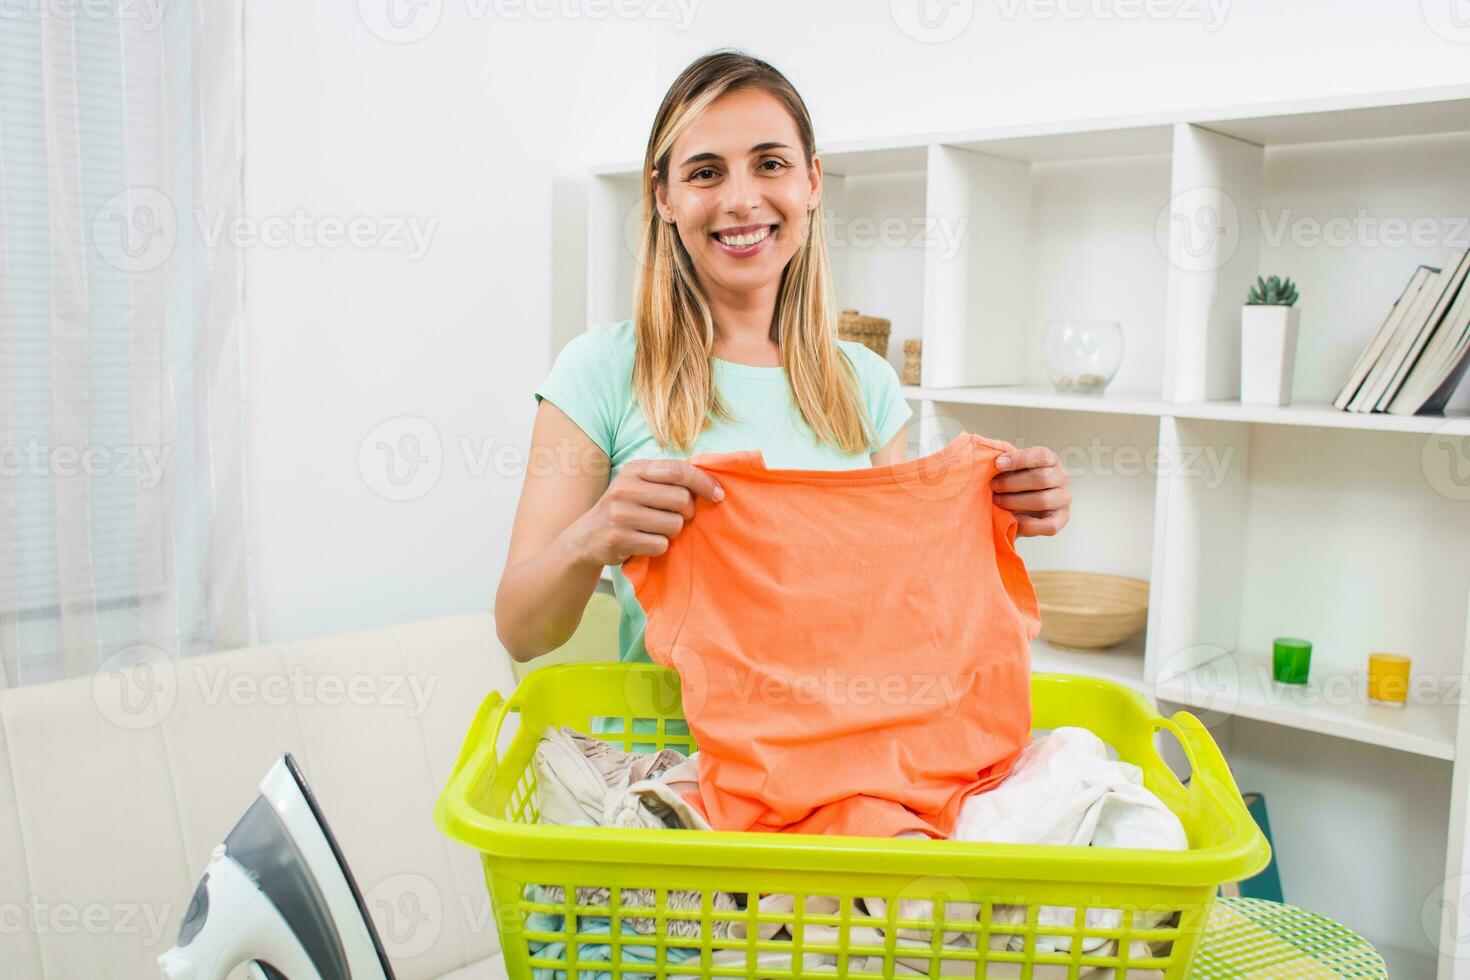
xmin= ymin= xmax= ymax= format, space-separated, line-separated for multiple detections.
xmin=717 ymin=226 xmax=771 ymax=247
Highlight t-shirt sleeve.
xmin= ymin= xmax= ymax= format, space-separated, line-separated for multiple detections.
xmin=856 ymin=345 xmax=914 ymax=454
xmin=534 ymin=327 xmax=621 ymax=457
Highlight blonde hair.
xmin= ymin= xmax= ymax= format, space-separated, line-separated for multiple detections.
xmin=632 ymin=49 xmax=875 ymax=456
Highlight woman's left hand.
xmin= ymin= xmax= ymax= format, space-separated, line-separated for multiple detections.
xmin=992 ymin=445 xmax=1070 ymax=537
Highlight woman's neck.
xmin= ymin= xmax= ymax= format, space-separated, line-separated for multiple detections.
xmin=707 ymin=282 xmax=781 ymax=366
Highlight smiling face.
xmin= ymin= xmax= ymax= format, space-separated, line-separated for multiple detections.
xmin=655 ymin=85 xmax=822 ymax=300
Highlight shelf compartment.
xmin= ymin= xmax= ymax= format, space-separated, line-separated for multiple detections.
xmin=822 ymin=151 xmax=927 ymax=380
xmin=1154 ymin=645 xmax=1457 ymax=761
xmin=1165 ymin=120 xmax=1470 ymax=417
xmin=1151 ymin=418 xmax=1469 ymax=762
xmin=922 ymin=136 xmax=1173 ymax=397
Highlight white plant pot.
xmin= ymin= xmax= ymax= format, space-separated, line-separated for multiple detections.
xmin=1240 ymin=305 xmax=1300 ymax=406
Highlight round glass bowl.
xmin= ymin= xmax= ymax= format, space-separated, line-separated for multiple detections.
xmin=1043 ymin=319 xmax=1123 ymax=394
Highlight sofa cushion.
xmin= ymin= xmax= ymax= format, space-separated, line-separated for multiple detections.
xmin=0 ymin=610 xmax=515 ymax=980
xmin=437 ymin=953 xmax=510 ymax=979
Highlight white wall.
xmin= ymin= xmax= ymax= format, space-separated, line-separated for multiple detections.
xmin=243 ymin=2 xmax=657 ymax=640
xmin=243 ymin=0 xmax=1470 ymax=642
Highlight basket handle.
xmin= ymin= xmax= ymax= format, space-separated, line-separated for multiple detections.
xmin=1151 ymin=710 xmax=1273 ymax=879
xmin=449 ymin=688 xmax=508 ymax=783
xmin=1151 ymin=710 xmax=1249 ymax=808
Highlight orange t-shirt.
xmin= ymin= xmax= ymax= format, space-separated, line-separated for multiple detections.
xmin=621 ymin=432 xmax=1042 ymax=840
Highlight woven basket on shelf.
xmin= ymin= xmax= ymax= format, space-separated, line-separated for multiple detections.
xmin=902 ymin=338 xmax=922 ymax=386
xmin=837 ymin=308 xmax=890 ymax=358
xmin=1030 ymin=571 xmax=1150 ymax=650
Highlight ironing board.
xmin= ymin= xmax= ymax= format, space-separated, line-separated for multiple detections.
xmin=1190 ymin=896 xmax=1387 ymax=978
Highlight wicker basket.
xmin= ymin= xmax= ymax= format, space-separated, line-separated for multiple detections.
xmin=837 ymin=308 xmax=890 ymax=358
xmin=1031 ymin=570 xmax=1150 ymax=650
xmin=902 ymin=338 xmax=922 ymax=385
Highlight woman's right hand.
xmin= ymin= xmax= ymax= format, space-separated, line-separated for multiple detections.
xmin=571 ymin=457 xmax=726 ymax=567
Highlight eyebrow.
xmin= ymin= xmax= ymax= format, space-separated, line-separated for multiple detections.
xmin=679 ymin=142 xmax=794 ymax=168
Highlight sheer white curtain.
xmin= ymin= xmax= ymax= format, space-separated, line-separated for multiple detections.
xmin=0 ymin=0 xmax=251 ymax=687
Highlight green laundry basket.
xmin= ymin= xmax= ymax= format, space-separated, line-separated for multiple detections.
xmin=435 ymin=664 xmax=1271 ymax=979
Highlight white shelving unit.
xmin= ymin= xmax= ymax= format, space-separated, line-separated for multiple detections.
xmin=586 ymin=85 xmax=1470 ymax=979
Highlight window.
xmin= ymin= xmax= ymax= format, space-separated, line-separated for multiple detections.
xmin=0 ymin=0 xmax=250 ymax=686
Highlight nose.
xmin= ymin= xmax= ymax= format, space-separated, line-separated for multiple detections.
xmin=719 ymin=166 xmax=762 ymax=222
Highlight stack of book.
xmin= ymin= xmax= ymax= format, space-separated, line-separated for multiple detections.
xmin=1333 ymin=248 xmax=1470 ymax=415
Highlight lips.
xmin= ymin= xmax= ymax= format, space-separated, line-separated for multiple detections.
xmin=711 ymin=223 xmax=777 ymax=256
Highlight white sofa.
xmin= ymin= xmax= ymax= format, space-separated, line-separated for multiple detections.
xmin=0 ymin=601 xmax=620 ymax=980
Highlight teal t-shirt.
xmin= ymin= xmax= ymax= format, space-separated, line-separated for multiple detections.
xmin=534 ymin=318 xmax=914 ymax=663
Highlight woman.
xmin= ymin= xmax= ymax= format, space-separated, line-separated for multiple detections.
xmin=496 ymin=49 xmax=1070 ymax=668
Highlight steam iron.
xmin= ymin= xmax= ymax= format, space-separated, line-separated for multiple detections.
xmin=158 ymin=753 xmax=395 ymax=979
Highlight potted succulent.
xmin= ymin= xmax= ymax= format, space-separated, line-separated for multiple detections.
xmin=1240 ymin=275 xmax=1300 ymax=406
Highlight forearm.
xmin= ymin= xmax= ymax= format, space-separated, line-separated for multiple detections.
xmin=494 ymin=523 xmax=606 ymax=662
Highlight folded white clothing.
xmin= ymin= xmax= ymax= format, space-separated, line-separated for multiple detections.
xmin=953 ymin=725 xmax=1188 ymax=852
